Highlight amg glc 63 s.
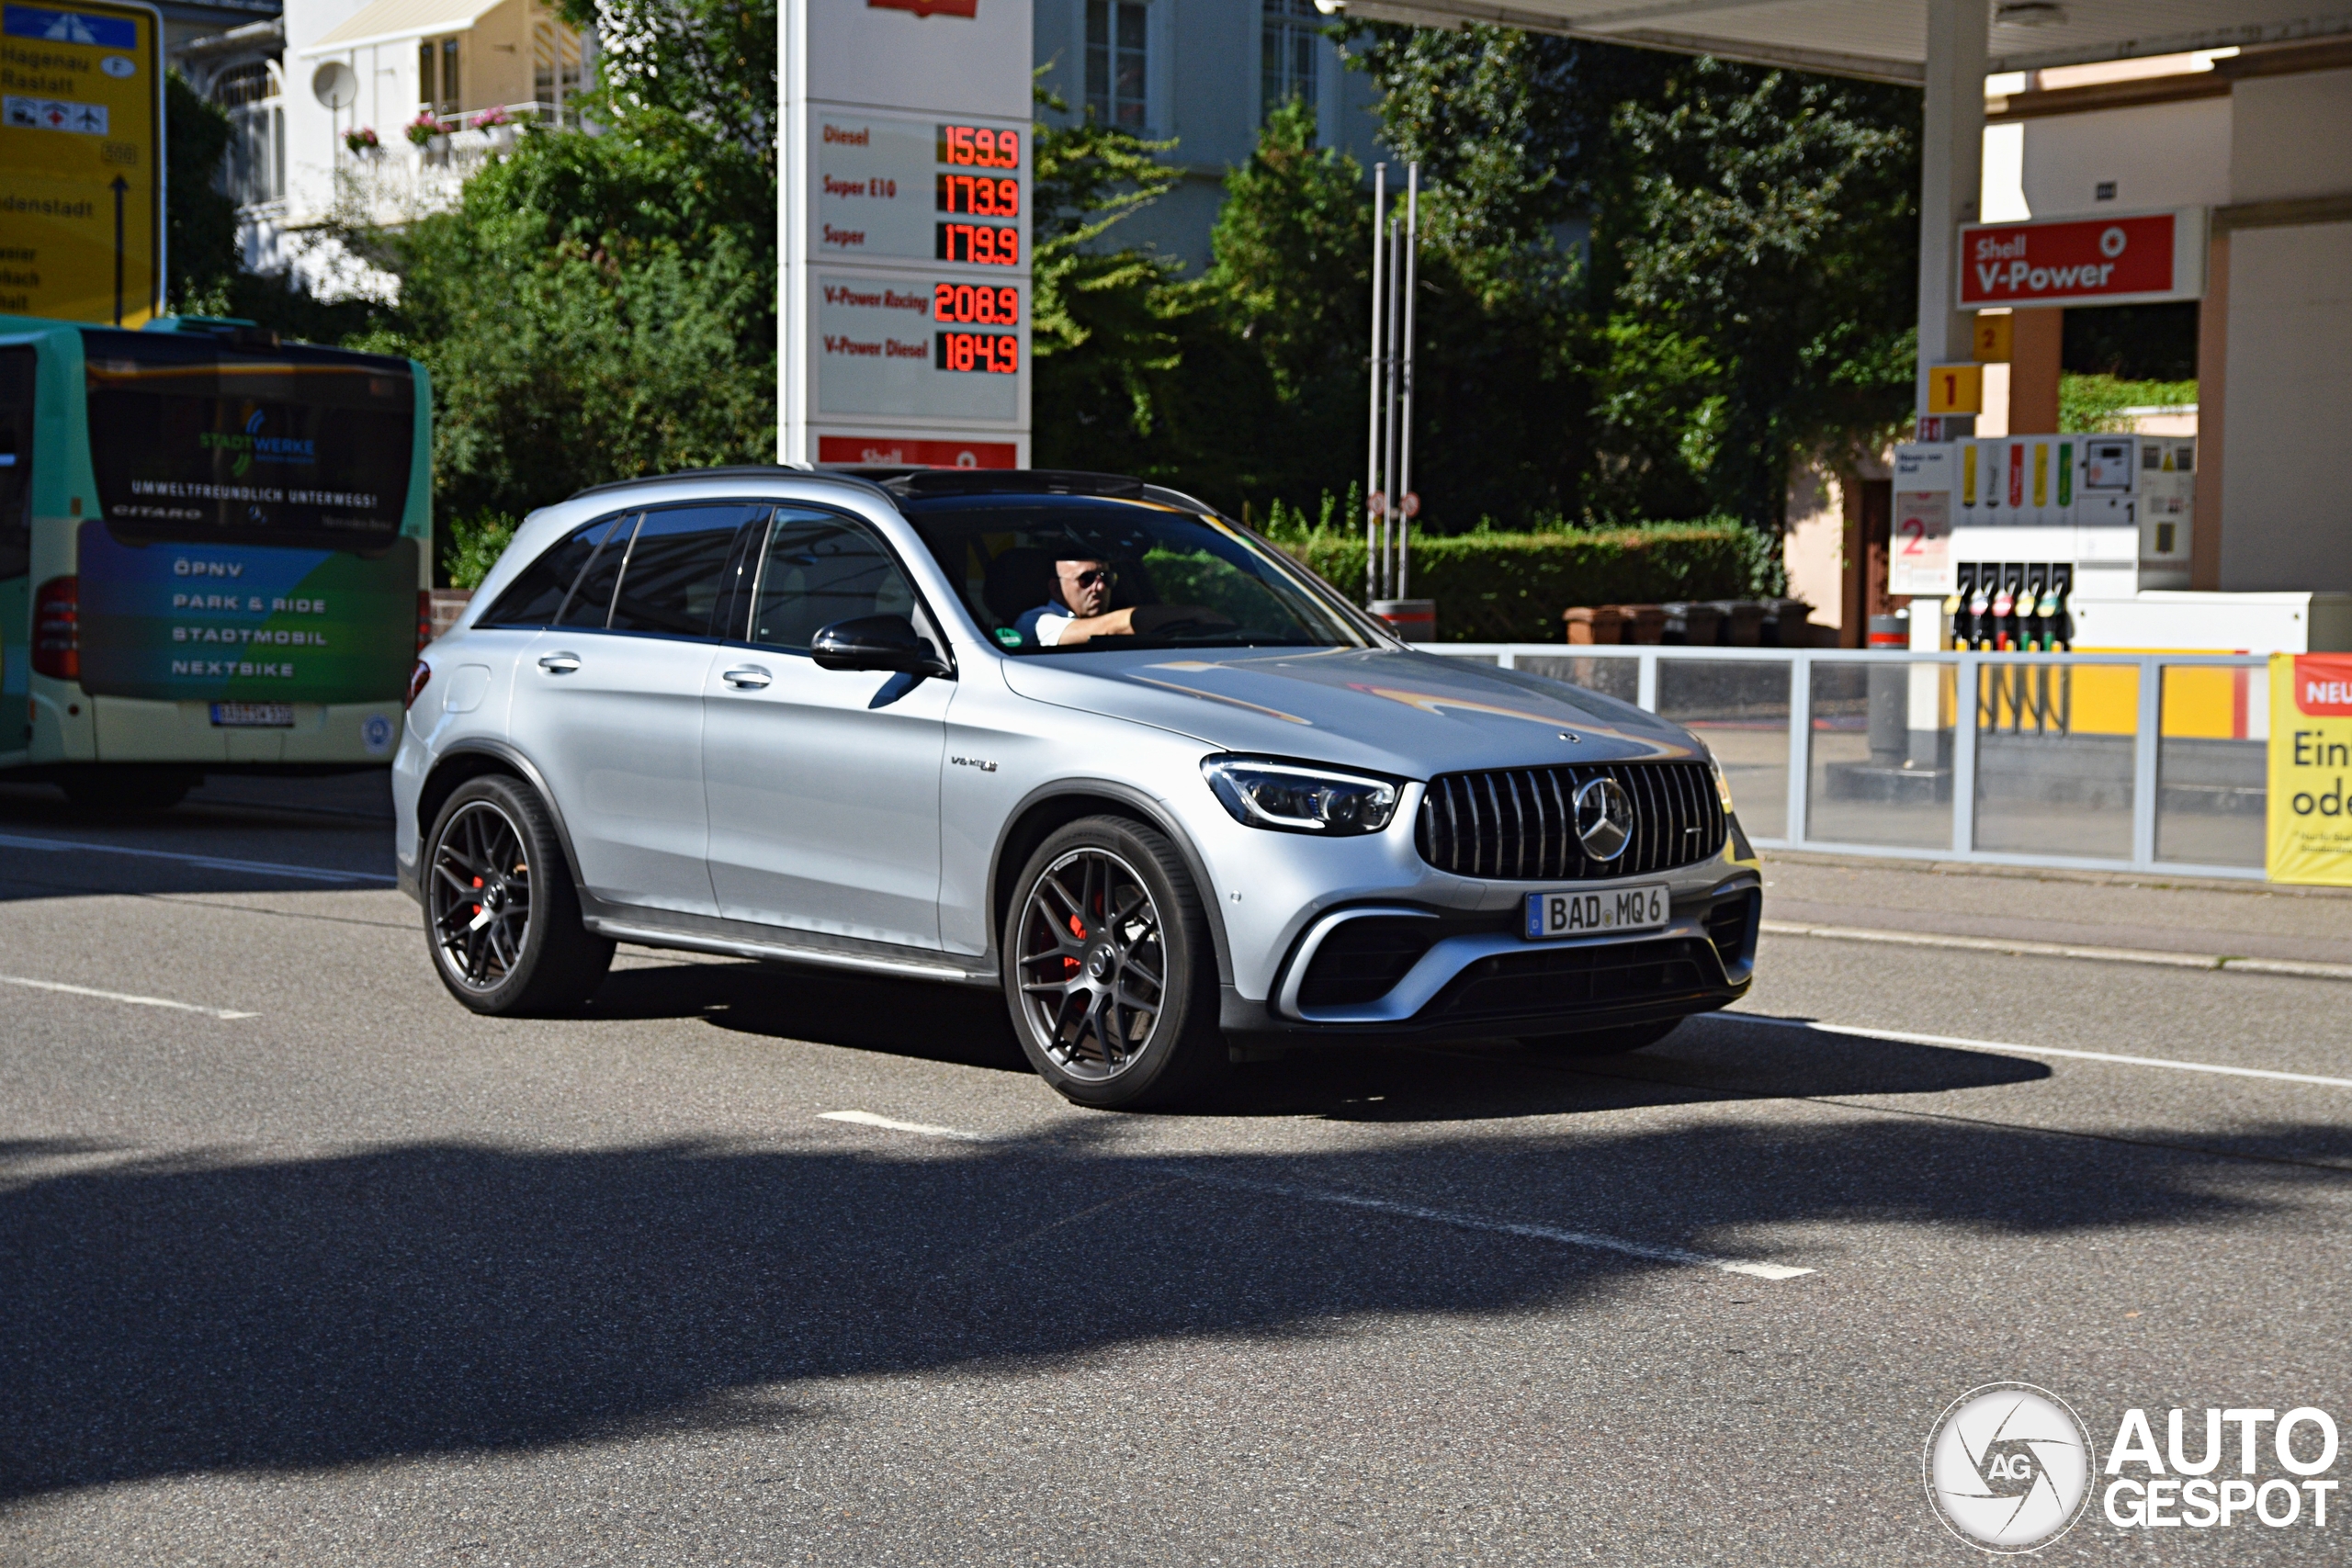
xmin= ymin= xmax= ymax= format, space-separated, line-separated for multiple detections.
xmin=394 ymin=468 xmax=1761 ymax=1107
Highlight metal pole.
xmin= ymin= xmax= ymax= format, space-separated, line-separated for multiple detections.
xmin=1364 ymin=164 xmax=1385 ymax=604
xmin=1374 ymin=210 xmax=1392 ymax=602
xmin=1396 ymin=163 xmax=1419 ymax=602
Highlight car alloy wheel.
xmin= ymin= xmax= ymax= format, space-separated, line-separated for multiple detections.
xmin=1012 ymin=845 xmax=1169 ymax=1082
xmin=429 ymin=797 xmax=536 ymax=992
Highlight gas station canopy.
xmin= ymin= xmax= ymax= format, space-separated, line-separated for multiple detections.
xmin=1312 ymin=1 xmax=2352 ymax=85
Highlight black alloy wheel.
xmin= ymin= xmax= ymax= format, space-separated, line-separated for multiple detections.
xmin=1004 ymin=816 xmax=1224 ymax=1109
xmin=423 ymin=773 xmax=612 ymax=1015
xmin=430 ymin=796 xmax=534 ymax=990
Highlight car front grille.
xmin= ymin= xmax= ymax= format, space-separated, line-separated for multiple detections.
xmin=1415 ymin=761 xmax=1725 ymax=881
xmin=1429 ymin=938 xmax=1722 ymax=1023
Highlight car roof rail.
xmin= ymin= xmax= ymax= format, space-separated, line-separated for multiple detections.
xmin=875 ymin=468 xmax=1147 ymax=500
xmin=563 ymin=462 xmax=905 ymax=502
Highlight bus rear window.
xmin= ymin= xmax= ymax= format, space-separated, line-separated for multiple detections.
xmin=82 ymin=329 xmax=415 ymax=550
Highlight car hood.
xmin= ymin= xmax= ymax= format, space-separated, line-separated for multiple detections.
xmin=997 ymin=646 xmax=1704 ymax=776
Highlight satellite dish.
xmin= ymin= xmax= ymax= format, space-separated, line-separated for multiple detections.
xmin=312 ymin=61 xmax=358 ymax=110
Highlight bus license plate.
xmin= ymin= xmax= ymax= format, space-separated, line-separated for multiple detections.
xmin=1524 ymin=884 xmax=1669 ymax=941
xmin=210 ymin=703 xmax=294 ymax=728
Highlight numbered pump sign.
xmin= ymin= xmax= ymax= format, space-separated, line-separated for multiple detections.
xmin=1890 ymin=444 xmax=1957 ymax=597
xmin=781 ymin=0 xmax=1034 ymax=468
xmin=2268 ymin=655 xmax=2352 ymax=886
xmin=0 ymin=0 xmax=163 ymax=326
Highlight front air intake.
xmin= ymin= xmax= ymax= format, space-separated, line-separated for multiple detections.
xmin=1415 ymin=761 xmax=1725 ymax=881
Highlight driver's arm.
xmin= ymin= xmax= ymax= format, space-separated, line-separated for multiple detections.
xmin=1049 ymin=607 xmax=1137 ymax=647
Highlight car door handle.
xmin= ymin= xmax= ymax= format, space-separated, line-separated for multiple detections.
xmin=721 ymin=665 xmax=772 ymax=690
xmin=537 ymin=652 xmax=582 ymax=674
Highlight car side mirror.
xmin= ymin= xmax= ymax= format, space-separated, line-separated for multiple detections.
xmin=810 ymin=614 xmax=952 ymax=677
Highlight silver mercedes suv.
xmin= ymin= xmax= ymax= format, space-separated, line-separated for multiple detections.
xmin=394 ymin=468 xmax=1761 ymax=1107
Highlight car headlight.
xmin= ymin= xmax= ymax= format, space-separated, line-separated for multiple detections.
xmin=1201 ymin=757 xmax=1400 ymax=835
xmin=1710 ymin=757 xmax=1736 ymax=815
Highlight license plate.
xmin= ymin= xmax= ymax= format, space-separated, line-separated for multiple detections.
xmin=1524 ymin=883 xmax=1669 ymax=940
xmin=210 ymin=702 xmax=294 ymax=728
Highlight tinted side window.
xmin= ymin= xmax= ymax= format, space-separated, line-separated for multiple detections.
xmin=0 ymin=346 xmax=30 ymax=580
xmin=748 ymin=510 xmax=918 ymax=651
xmin=607 ymin=504 xmax=766 ymax=637
xmin=478 ymin=513 xmax=630 ymax=627
xmin=554 ymin=513 xmax=638 ymax=628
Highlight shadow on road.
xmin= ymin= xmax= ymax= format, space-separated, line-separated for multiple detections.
xmin=583 ymin=961 xmax=2052 ymax=1113
xmin=6 ymin=1105 xmax=2345 ymax=1499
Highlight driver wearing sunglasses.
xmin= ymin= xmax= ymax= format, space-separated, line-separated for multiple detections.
xmin=1015 ymin=558 xmax=1139 ymax=648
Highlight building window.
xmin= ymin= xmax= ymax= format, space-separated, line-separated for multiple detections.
xmin=1084 ymin=0 xmax=1148 ymax=129
xmin=1262 ymin=0 xmax=1320 ymax=123
xmin=210 ymin=62 xmax=281 ymax=208
xmin=420 ymin=36 xmax=460 ymax=117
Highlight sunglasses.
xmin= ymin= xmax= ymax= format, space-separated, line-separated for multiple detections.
xmin=1062 ymin=566 xmax=1114 ymax=588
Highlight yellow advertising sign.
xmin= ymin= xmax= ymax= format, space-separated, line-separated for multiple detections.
xmin=0 ymin=0 xmax=162 ymax=326
xmin=2266 ymin=654 xmax=2352 ymax=886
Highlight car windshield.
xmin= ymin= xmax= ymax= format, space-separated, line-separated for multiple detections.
xmin=899 ymin=493 xmax=1376 ymax=653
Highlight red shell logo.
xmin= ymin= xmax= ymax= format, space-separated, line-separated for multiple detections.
xmin=2293 ymin=655 xmax=2352 ymax=716
xmin=869 ymin=0 xmax=978 ymax=15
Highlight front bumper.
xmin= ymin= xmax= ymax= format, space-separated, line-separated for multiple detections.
xmin=1221 ymin=874 xmax=1759 ymax=1044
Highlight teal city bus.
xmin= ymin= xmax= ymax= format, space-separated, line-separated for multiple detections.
xmin=0 ymin=314 xmax=431 ymax=809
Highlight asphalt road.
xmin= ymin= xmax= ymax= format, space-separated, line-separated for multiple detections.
xmin=2 ymin=775 xmax=2347 ymax=1565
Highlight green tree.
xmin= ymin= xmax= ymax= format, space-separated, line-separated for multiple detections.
xmin=352 ymin=0 xmax=779 ymax=556
xmin=163 ymin=71 xmax=239 ymax=316
xmin=1339 ymin=25 xmax=1918 ymax=536
xmin=1611 ymin=57 xmax=1918 ymax=530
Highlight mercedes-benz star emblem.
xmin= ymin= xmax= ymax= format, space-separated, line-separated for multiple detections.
xmin=1574 ymin=776 xmax=1634 ymax=861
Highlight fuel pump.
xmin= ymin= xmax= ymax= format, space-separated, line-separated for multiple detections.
xmin=2022 ymin=563 xmax=2051 ymax=652
xmin=1989 ymin=570 xmax=2016 ymax=652
xmin=2048 ymin=564 xmax=2075 ymax=651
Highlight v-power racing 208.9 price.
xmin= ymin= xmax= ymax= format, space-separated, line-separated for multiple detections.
xmin=933 ymin=281 xmax=1019 ymax=375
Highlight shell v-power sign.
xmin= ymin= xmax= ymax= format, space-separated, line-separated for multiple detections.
xmin=778 ymin=0 xmax=1035 ymax=470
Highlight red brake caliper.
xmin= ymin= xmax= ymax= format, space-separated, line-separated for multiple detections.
xmin=1065 ymin=911 xmax=1085 ymax=973
xmin=471 ymin=874 xmax=484 ymax=921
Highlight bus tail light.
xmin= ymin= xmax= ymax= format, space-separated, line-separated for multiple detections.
xmin=33 ymin=576 xmax=78 ymax=681
xmin=406 ymin=660 xmax=432 ymax=709
xmin=417 ymin=589 xmax=435 ymax=653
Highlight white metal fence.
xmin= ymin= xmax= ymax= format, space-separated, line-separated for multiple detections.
xmin=1428 ymin=644 xmax=2270 ymax=880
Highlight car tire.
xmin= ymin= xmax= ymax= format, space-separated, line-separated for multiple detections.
xmin=1001 ymin=814 xmax=1227 ymax=1110
xmin=423 ymin=773 xmax=614 ymax=1016
xmin=1520 ymin=1019 xmax=1681 ymax=1057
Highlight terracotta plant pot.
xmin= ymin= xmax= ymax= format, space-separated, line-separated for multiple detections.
xmin=1664 ymin=602 xmax=1722 ymax=646
xmin=1618 ymin=604 xmax=1668 ymax=645
xmin=1564 ymin=605 xmax=1625 ymax=645
xmin=1719 ymin=601 xmax=1767 ymax=647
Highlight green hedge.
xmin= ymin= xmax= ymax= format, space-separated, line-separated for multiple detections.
xmin=1281 ymin=523 xmax=1755 ymax=643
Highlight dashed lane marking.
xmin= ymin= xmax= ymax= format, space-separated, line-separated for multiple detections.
xmin=0 ymin=832 xmax=393 ymax=886
xmin=0 ymin=974 xmax=258 ymax=1021
xmin=817 ymin=1111 xmax=1815 ymax=1280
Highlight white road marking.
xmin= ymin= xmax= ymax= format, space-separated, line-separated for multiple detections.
xmin=1182 ymin=1171 xmax=1814 ymax=1280
xmin=1713 ymin=1013 xmax=2352 ymax=1090
xmin=0 ymin=832 xmax=393 ymax=886
xmin=819 ymin=1109 xmax=989 ymax=1141
xmin=817 ymin=1111 xmax=1815 ymax=1280
xmin=0 ymin=974 xmax=257 ymax=1020
xmin=1759 ymin=918 xmax=2352 ymax=983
